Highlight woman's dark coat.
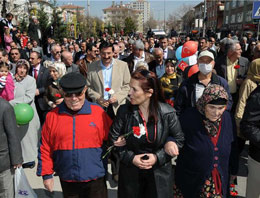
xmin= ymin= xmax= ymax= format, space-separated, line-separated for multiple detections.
xmin=175 ymin=107 xmax=238 ymax=198
xmin=109 ymin=102 xmax=184 ymax=198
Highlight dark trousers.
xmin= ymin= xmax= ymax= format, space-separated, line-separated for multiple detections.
xmin=60 ymin=177 xmax=107 ymax=198
xmin=138 ymin=169 xmax=157 ymax=198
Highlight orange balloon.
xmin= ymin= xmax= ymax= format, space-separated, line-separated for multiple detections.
xmin=182 ymin=41 xmax=198 ymax=58
xmin=188 ymin=64 xmax=199 ymax=78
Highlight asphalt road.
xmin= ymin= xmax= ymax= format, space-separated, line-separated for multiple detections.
xmin=24 ymin=146 xmax=249 ymax=198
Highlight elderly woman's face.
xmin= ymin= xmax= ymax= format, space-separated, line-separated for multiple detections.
xmin=49 ymin=68 xmax=59 ymax=81
xmin=16 ymin=65 xmax=27 ymax=78
xmin=129 ymin=78 xmax=152 ymax=105
xmin=205 ymin=104 xmax=226 ymax=122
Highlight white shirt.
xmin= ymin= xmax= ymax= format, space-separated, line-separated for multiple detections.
xmin=133 ymin=52 xmax=145 ymax=71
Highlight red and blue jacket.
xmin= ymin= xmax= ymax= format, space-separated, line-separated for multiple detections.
xmin=37 ymin=100 xmax=112 ymax=182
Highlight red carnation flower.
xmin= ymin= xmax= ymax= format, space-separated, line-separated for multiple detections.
xmin=55 ymin=93 xmax=61 ymax=98
xmin=132 ymin=126 xmax=140 ymax=136
xmin=234 ymin=65 xmax=240 ymax=69
xmin=105 ymin=87 xmax=111 ymax=92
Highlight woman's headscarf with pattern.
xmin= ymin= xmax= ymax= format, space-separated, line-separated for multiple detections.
xmin=196 ymin=84 xmax=228 ymax=137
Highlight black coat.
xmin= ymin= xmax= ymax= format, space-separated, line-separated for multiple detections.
xmin=0 ymin=98 xmax=23 ymax=172
xmin=241 ymin=85 xmax=260 ymax=163
xmin=176 ymin=108 xmax=238 ymax=198
xmin=215 ymin=55 xmax=249 ymax=81
xmin=174 ymin=72 xmax=233 ymax=116
xmin=109 ymin=102 xmax=184 ymax=198
xmin=29 ymin=64 xmax=51 ymax=111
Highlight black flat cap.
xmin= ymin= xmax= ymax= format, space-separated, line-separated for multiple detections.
xmin=60 ymin=72 xmax=86 ymax=93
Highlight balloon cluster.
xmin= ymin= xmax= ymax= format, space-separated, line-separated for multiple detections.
xmin=175 ymin=41 xmax=198 ymax=73
xmin=14 ymin=103 xmax=34 ymax=125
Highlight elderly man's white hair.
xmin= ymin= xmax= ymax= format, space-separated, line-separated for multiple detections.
xmin=133 ymin=40 xmax=144 ymax=50
xmin=51 ymin=44 xmax=60 ymax=52
xmin=135 ymin=61 xmax=149 ymax=70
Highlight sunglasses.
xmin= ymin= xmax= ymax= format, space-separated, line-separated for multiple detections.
xmin=139 ymin=69 xmax=151 ymax=78
xmin=55 ymin=51 xmax=61 ymax=54
xmin=64 ymin=90 xmax=84 ymax=98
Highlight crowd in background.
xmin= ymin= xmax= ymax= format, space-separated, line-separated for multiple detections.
xmin=0 ymin=12 xmax=260 ymax=198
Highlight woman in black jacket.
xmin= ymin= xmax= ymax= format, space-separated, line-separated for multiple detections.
xmin=240 ymin=85 xmax=260 ymax=197
xmin=109 ymin=69 xmax=184 ymax=198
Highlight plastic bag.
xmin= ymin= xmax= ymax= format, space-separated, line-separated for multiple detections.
xmin=14 ymin=167 xmax=37 ymax=198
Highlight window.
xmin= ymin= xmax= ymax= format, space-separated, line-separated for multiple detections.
xmin=238 ymin=1 xmax=244 ymax=7
xmin=246 ymin=10 xmax=252 ymax=22
xmin=232 ymin=0 xmax=237 ymax=8
xmin=226 ymin=2 xmax=229 ymax=10
xmin=237 ymin=12 xmax=243 ymax=23
xmin=231 ymin=14 xmax=235 ymax=23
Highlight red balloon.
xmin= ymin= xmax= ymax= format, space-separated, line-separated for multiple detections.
xmin=181 ymin=41 xmax=198 ymax=58
xmin=188 ymin=64 xmax=199 ymax=78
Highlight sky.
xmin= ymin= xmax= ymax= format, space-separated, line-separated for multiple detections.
xmin=57 ymin=0 xmax=201 ymax=21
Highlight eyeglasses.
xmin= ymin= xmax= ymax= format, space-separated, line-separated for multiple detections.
xmin=64 ymin=91 xmax=84 ymax=98
xmin=55 ymin=51 xmax=61 ymax=54
xmin=11 ymin=53 xmax=19 ymax=55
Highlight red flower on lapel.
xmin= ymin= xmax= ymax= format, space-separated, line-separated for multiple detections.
xmin=234 ymin=65 xmax=240 ymax=69
xmin=132 ymin=126 xmax=141 ymax=136
xmin=55 ymin=93 xmax=61 ymax=98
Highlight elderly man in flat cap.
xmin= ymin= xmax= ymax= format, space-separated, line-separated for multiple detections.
xmin=37 ymin=72 xmax=112 ymax=198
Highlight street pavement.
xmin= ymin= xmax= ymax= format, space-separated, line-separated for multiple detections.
xmin=24 ymin=146 xmax=249 ymax=198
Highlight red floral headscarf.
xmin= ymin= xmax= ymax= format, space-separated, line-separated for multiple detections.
xmin=196 ymin=84 xmax=228 ymax=136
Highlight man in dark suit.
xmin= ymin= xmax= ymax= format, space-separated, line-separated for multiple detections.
xmin=123 ymin=40 xmax=154 ymax=73
xmin=74 ymin=42 xmax=87 ymax=63
xmin=215 ymin=39 xmax=249 ymax=107
xmin=113 ymin=44 xmax=127 ymax=60
xmin=61 ymin=51 xmax=79 ymax=73
xmin=159 ymin=36 xmax=176 ymax=60
xmin=29 ymin=51 xmax=51 ymax=125
xmin=28 ymin=16 xmax=42 ymax=45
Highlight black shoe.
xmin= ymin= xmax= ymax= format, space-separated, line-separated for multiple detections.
xmin=112 ymin=174 xmax=119 ymax=183
xmin=22 ymin=161 xmax=35 ymax=169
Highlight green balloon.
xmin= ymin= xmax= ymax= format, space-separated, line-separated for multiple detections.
xmin=14 ymin=103 xmax=34 ymax=125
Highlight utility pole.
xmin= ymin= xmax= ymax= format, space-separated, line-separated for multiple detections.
xmin=203 ymin=0 xmax=207 ymax=37
xmin=87 ymin=0 xmax=90 ymax=17
xmin=164 ymin=0 xmax=166 ymax=31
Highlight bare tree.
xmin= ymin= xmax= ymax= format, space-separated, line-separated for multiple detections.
xmin=144 ymin=15 xmax=158 ymax=33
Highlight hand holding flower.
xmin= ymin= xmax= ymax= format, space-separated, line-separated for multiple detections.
xmin=114 ymin=136 xmax=126 ymax=147
xmin=108 ymin=96 xmax=118 ymax=104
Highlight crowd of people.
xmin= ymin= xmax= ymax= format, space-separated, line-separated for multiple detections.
xmin=0 ymin=12 xmax=260 ymax=198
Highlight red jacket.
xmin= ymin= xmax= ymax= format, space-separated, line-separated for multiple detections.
xmin=37 ymin=100 xmax=112 ymax=181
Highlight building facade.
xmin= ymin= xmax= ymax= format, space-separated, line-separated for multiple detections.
xmin=128 ymin=0 xmax=150 ymax=25
xmin=222 ymin=0 xmax=255 ymax=36
xmin=206 ymin=0 xmax=225 ymax=32
xmin=103 ymin=2 xmax=143 ymax=32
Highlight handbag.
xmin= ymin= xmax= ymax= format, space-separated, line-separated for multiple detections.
xmin=14 ymin=167 xmax=37 ymax=198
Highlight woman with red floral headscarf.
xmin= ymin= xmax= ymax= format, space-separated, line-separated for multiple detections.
xmin=165 ymin=84 xmax=238 ymax=197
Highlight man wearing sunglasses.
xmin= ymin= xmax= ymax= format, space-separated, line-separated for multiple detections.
xmin=37 ymin=72 xmax=112 ymax=198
